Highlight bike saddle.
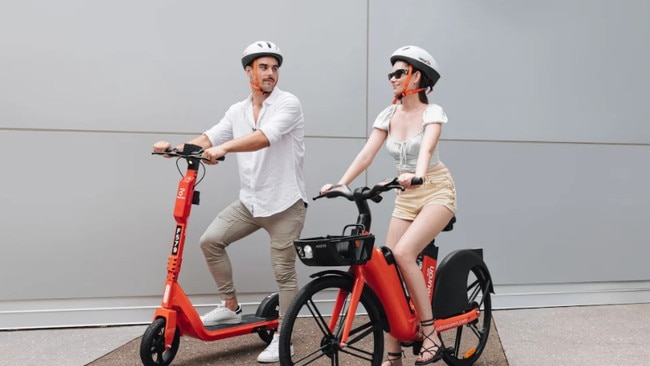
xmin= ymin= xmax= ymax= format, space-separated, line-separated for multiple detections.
xmin=442 ymin=216 xmax=456 ymax=232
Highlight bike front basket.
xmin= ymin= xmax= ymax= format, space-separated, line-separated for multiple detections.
xmin=293 ymin=234 xmax=375 ymax=266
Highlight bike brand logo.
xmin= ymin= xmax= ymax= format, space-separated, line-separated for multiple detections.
xmin=177 ymin=187 xmax=186 ymax=200
xmin=436 ymin=319 xmax=467 ymax=332
xmin=426 ymin=265 xmax=435 ymax=297
xmin=171 ymin=225 xmax=182 ymax=254
xmin=297 ymin=245 xmax=313 ymax=259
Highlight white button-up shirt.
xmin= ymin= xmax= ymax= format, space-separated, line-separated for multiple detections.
xmin=203 ymin=88 xmax=307 ymax=217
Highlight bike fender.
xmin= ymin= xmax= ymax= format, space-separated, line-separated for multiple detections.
xmin=433 ymin=249 xmax=494 ymax=319
xmin=308 ymin=269 xmax=354 ymax=280
xmin=255 ymin=292 xmax=279 ymax=318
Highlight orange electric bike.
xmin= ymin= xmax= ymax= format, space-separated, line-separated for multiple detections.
xmin=140 ymin=144 xmax=280 ymax=366
xmin=278 ymin=179 xmax=494 ymax=365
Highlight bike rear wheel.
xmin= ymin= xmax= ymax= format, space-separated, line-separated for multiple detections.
xmin=278 ymin=275 xmax=384 ymax=365
xmin=439 ymin=265 xmax=492 ymax=366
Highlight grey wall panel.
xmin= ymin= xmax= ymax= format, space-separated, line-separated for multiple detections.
xmin=287 ymin=138 xmax=370 ymax=281
xmin=439 ymin=140 xmax=650 ymax=285
xmin=0 ymin=1 xmax=368 ymax=138
xmin=368 ymin=0 xmax=650 ymax=143
xmin=0 ymin=130 xmax=241 ymax=300
xmin=0 ymin=132 xmax=367 ymax=302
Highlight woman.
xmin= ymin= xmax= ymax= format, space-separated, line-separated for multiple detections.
xmin=321 ymin=45 xmax=456 ymax=365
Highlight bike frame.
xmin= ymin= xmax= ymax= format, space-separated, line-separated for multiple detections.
xmin=330 ymin=247 xmax=480 ymax=346
xmin=322 ymin=187 xmax=480 ymax=348
xmin=151 ymin=152 xmax=278 ymax=350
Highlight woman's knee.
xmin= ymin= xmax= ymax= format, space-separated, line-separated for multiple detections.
xmin=391 ymin=245 xmax=418 ymax=265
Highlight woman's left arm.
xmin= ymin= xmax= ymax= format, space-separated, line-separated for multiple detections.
xmin=409 ymin=123 xmax=442 ymax=184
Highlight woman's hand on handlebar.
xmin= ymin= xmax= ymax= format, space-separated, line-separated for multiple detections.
xmin=398 ymin=173 xmax=417 ymax=188
xmin=320 ymin=183 xmax=335 ymax=195
xmin=315 ymin=183 xmax=352 ymax=200
xmin=397 ymin=173 xmax=424 ymax=188
xmin=319 ymin=183 xmax=349 ymax=195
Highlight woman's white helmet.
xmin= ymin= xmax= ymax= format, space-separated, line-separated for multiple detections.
xmin=241 ymin=41 xmax=283 ymax=68
xmin=390 ymin=45 xmax=440 ymax=87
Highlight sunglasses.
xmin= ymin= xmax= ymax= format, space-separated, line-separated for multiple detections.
xmin=387 ymin=69 xmax=409 ymax=80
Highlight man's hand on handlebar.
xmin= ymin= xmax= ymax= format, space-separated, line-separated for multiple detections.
xmin=152 ymin=142 xmax=224 ymax=163
xmin=202 ymin=146 xmax=227 ymax=165
xmin=153 ymin=141 xmax=173 ymax=157
xmin=152 ymin=141 xmax=194 ymax=158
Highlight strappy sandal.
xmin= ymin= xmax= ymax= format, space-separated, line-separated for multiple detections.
xmin=382 ymin=350 xmax=404 ymax=366
xmin=415 ymin=319 xmax=443 ymax=365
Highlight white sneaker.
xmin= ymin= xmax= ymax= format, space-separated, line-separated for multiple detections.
xmin=257 ymin=334 xmax=294 ymax=363
xmin=200 ymin=302 xmax=242 ymax=326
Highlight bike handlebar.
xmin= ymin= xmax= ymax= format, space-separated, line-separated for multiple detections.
xmin=313 ymin=177 xmax=423 ymax=233
xmin=314 ymin=176 xmax=423 ymax=202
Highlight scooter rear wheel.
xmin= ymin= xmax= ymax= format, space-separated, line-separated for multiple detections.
xmin=140 ymin=317 xmax=180 ymax=366
xmin=255 ymin=292 xmax=280 ymax=344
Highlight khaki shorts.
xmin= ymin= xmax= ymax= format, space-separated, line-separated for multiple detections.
xmin=393 ymin=168 xmax=457 ymax=220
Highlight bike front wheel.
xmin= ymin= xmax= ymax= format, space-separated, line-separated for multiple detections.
xmin=278 ymin=275 xmax=385 ymax=365
xmin=439 ymin=265 xmax=492 ymax=366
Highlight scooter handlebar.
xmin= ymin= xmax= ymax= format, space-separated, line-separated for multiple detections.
xmin=151 ymin=147 xmax=224 ymax=162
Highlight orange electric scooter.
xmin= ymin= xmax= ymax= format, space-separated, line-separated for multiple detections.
xmin=140 ymin=144 xmax=279 ymax=366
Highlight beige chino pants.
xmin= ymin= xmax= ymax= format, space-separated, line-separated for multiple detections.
xmin=199 ymin=199 xmax=307 ymax=318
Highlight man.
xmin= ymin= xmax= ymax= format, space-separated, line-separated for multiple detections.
xmin=153 ymin=40 xmax=307 ymax=363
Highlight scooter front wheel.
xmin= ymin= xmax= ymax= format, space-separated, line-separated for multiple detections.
xmin=140 ymin=317 xmax=180 ymax=366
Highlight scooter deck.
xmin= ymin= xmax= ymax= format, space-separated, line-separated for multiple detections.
xmin=205 ymin=314 xmax=278 ymax=331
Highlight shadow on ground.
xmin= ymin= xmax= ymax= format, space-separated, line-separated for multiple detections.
xmin=89 ymin=319 xmax=507 ymax=365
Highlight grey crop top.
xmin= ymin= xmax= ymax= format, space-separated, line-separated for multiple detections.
xmin=372 ymin=104 xmax=448 ymax=172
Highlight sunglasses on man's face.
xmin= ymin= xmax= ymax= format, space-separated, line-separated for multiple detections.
xmin=387 ymin=69 xmax=409 ymax=80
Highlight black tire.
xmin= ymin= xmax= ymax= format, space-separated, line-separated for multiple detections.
xmin=439 ymin=266 xmax=492 ymax=366
xmin=139 ymin=317 xmax=180 ymax=366
xmin=256 ymin=292 xmax=280 ymax=344
xmin=278 ymin=275 xmax=384 ymax=365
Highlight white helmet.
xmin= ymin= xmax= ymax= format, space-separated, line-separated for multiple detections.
xmin=241 ymin=41 xmax=283 ymax=68
xmin=390 ymin=46 xmax=440 ymax=87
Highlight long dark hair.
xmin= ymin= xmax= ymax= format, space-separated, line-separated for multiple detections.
xmin=413 ymin=67 xmax=431 ymax=104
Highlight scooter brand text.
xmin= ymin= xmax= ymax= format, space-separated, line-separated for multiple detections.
xmin=172 ymin=225 xmax=182 ymax=254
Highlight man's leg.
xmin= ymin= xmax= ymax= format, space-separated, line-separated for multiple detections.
xmin=200 ymin=200 xmax=259 ymax=306
xmin=259 ymin=200 xmax=306 ymax=318
xmin=256 ymin=199 xmax=306 ymax=362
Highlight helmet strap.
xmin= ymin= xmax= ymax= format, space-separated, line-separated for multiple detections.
xmin=249 ymin=59 xmax=266 ymax=95
xmin=392 ymin=65 xmax=426 ymax=104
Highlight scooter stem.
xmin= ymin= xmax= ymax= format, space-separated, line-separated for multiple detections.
xmin=159 ymin=161 xmax=199 ymax=348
